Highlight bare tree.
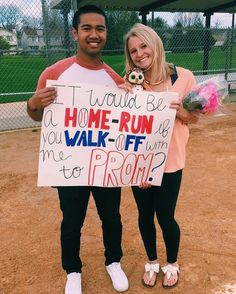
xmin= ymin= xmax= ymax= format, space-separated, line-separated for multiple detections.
xmin=0 ymin=4 xmax=23 ymax=30
xmin=173 ymin=12 xmax=204 ymax=27
xmin=213 ymin=19 xmax=223 ymax=28
xmin=21 ymin=16 xmax=43 ymax=29
xmin=0 ymin=36 xmax=10 ymax=51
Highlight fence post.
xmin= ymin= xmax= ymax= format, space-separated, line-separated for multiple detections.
xmin=41 ymin=0 xmax=52 ymax=65
xmin=203 ymin=12 xmax=213 ymax=75
xmin=224 ymin=13 xmax=235 ymax=82
xmin=140 ymin=9 xmax=148 ymax=25
xmin=61 ymin=6 xmax=71 ymax=57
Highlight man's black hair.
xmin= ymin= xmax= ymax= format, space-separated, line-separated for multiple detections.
xmin=72 ymin=5 xmax=108 ymax=30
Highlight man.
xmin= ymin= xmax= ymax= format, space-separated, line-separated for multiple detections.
xmin=27 ymin=5 xmax=129 ymax=294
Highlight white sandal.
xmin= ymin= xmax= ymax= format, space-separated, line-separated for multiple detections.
xmin=162 ymin=264 xmax=179 ymax=288
xmin=143 ymin=262 xmax=160 ymax=287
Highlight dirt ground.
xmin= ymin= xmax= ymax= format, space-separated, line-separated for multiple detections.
xmin=0 ymin=101 xmax=236 ymax=294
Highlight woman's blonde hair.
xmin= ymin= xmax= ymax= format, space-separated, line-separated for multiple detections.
xmin=124 ymin=23 xmax=173 ymax=83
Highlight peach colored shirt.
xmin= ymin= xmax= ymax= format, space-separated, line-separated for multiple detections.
xmin=144 ymin=67 xmax=196 ymax=172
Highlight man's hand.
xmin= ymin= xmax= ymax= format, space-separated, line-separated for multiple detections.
xmin=27 ymin=87 xmax=57 ymax=110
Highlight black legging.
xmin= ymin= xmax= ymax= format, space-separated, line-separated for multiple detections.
xmin=57 ymin=186 xmax=123 ymax=273
xmin=132 ymin=170 xmax=182 ymax=263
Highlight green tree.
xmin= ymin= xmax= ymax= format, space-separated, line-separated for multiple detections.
xmin=168 ymin=21 xmax=185 ymax=53
xmin=0 ymin=36 xmax=10 ymax=51
xmin=105 ymin=11 xmax=140 ymax=51
xmin=185 ymin=20 xmax=215 ymax=53
xmin=169 ymin=13 xmax=215 ymax=53
xmin=147 ymin=16 xmax=169 ymax=49
xmin=148 ymin=15 xmax=168 ymax=29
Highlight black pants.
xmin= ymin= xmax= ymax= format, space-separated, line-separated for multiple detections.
xmin=57 ymin=186 xmax=123 ymax=273
xmin=132 ymin=170 xmax=182 ymax=263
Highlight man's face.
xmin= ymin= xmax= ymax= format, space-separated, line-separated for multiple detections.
xmin=72 ymin=12 xmax=107 ymax=57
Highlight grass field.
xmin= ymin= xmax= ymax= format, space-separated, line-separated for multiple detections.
xmin=0 ymin=47 xmax=235 ymax=103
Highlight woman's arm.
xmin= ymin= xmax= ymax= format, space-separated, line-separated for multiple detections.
xmin=170 ymin=99 xmax=199 ymax=124
xmin=176 ymin=105 xmax=199 ymax=124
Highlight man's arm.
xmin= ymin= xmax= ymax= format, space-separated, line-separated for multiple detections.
xmin=27 ymin=87 xmax=57 ymax=121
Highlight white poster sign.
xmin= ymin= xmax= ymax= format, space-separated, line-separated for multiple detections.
xmin=37 ymin=80 xmax=178 ymax=187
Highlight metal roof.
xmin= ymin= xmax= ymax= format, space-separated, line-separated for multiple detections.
xmin=50 ymin=0 xmax=236 ymax=13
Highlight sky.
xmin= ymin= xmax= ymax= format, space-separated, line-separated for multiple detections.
xmin=1 ymin=0 xmax=42 ymax=19
xmin=213 ymin=13 xmax=235 ymax=27
xmin=0 ymin=0 xmax=235 ymax=28
xmin=153 ymin=12 xmax=235 ymax=28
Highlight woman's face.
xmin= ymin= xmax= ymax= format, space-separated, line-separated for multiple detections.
xmin=128 ymin=36 xmax=153 ymax=71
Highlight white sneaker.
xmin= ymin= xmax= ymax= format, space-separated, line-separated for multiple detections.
xmin=106 ymin=262 xmax=129 ymax=292
xmin=65 ymin=272 xmax=82 ymax=294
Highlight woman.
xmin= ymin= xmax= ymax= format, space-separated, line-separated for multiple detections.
xmin=124 ymin=23 xmax=198 ymax=288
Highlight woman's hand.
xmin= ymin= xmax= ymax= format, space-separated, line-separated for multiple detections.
xmin=118 ymin=81 xmax=134 ymax=93
xmin=169 ymin=99 xmax=181 ymax=111
xmin=170 ymin=99 xmax=198 ymax=124
xmin=176 ymin=105 xmax=199 ymax=124
xmin=139 ymin=182 xmax=152 ymax=189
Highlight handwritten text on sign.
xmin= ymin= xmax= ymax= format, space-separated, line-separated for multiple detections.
xmin=37 ymin=80 xmax=178 ymax=187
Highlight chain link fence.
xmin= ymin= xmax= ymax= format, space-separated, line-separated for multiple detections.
xmin=0 ymin=0 xmax=235 ymax=131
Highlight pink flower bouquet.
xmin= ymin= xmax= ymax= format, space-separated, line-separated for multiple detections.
xmin=183 ymin=77 xmax=228 ymax=115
